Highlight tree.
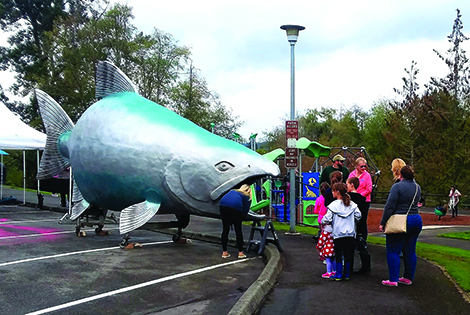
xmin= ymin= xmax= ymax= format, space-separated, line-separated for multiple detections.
xmin=394 ymin=60 xmax=420 ymax=102
xmin=429 ymin=8 xmax=470 ymax=101
xmin=0 ymin=0 xmax=100 ymax=96
xmin=0 ymin=0 xmax=105 ymax=124
xmin=299 ymin=107 xmax=336 ymax=143
xmin=130 ymin=29 xmax=190 ymax=106
xmin=169 ymin=63 xmax=242 ymax=138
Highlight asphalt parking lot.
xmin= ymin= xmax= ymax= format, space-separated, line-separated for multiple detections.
xmin=0 ymin=205 xmax=265 ymax=315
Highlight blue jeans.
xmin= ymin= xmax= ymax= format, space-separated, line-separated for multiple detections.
xmin=385 ymin=214 xmax=422 ymax=282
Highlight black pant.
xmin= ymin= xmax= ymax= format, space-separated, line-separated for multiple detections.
xmin=57 ymin=179 xmax=70 ymax=207
xmin=355 ymin=202 xmax=371 ymax=270
xmin=452 ymin=204 xmax=459 ymax=217
xmin=220 ymin=206 xmax=244 ymax=252
xmin=334 ymin=237 xmax=355 ymax=263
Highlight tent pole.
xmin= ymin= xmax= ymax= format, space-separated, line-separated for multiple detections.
xmin=23 ymin=150 xmax=26 ymax=205
xmin=1 ymin=153 xmax=3 ymax=199
xmin=37 ymin=150 xmax=40 ymax=193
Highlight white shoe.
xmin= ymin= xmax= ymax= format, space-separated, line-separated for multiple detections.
xmin=51 ymin=193 xmax=59 ymax=198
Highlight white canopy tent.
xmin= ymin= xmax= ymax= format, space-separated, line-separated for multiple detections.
xmin=0 ymin=103 xmax=46 ymax=202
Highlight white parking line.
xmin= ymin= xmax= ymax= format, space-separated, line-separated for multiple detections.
xmin=25 ymin=258 xmax=252 ymax=315
xmin=0 ymin=241 xmax=172 ymax=267
xmin=0 ymin=227 xmax=122 ymax=240
xmin=0 ymin=228 xmax=97 ymax=240
xmin=0 ymin=219 xmax=60 ymax=224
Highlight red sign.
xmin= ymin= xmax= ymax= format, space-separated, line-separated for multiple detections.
xmin=285 ymin=158 xmax=298 ymax=168
xmin=285 ymin=147 xmax=298 ymax=157
xmin=286 ymin=120 xmax=299 ymax=140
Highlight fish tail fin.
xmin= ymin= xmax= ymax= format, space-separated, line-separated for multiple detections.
xmin=96 ymin=60 xmax=138 ymax=99
xmin=35 ymin=89 xmax=74 ymax=180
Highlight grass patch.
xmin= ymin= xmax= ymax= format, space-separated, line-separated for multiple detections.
xmin=245 ymin=221 xmax=320 ymax=235
xmin=3 ymin=185 xmax=54 ymax=195
xmin=415 ymin=243 xmax=470 ymax=293
xmin=438 ymin=231 xmax=470 ymax=241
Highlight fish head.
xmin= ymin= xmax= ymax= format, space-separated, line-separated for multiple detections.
xmin=164 ymin=136 xmax=280 ymax=216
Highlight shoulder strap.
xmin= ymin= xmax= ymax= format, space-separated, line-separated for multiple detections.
xmin=406 ymin=184 xmax=418 ymax=215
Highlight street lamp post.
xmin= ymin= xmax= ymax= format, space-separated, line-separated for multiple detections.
xmin=281 ymin=24 xmax=305 ymax=234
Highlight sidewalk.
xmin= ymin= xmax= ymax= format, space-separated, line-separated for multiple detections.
xmin=257 ymin=227 xmax=470 ymax=315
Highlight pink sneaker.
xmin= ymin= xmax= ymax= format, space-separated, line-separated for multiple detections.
xmin=321 ymin=272 xmax=332 ymax=279
xmin=382 ymin=280 xmax=398 ymax=287
xmin=398 ymin=277 xmax=412 ymax=285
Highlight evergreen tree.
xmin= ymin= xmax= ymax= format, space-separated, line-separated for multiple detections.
xmin=429 ymin=8 xmax=470 ymax=101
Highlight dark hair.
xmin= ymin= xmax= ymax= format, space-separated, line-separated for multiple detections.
xmin=332 ymin=182 xmax=351 ymax=206
xmin=347 ymin=177 xmax=359 ymax=189
xmin=330 ymin=171 xmax=343 ymax=185
xmin=400 ymin=165 xmax=414 ymax=180
xmin=320 ymin=182 xmax=330 ymax=196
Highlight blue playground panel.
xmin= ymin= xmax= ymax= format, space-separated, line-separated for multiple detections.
xmin=272 ymin=204 xmax=290 ymax=221
xmin=272 ymin=199 xmax=299 ymax=221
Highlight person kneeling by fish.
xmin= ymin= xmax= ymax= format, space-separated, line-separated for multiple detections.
xmin=219 ymin=184 xmax=252 ymax=259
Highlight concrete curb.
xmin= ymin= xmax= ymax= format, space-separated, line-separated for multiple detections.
xmin=152 ymin=228 xmax=283 ymax=315
xmin=228 ymin=244 xmax=282 ymax=315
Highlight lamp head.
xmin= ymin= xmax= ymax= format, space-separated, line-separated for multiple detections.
xmin=280 ymin=25 xmax=305 ymax=43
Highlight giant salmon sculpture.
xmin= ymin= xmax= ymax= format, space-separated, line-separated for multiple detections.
xmin=36 ymin=61 xmax=280 ymax=235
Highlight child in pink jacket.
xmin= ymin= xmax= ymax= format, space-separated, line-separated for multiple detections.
xmin=315 ymin=182 xmax=336 ymax=278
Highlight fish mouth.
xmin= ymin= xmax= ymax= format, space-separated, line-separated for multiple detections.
xmin=164 ymin=156 xmax=280 ymax=216
xmin=210 ymin=174 xmax=267 ymax=200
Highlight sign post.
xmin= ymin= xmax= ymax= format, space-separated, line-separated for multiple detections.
xmin=285 ymin=120 xmax=299 ymax=235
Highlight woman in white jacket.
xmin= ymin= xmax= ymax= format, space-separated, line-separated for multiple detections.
xmin=322 ymin=182 xmax=362 ymax=281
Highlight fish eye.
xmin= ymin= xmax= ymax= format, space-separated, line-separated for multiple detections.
xmin=214 ymin=161 xmax=234 ymax=172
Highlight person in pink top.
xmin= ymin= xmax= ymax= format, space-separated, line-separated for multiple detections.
xmin=315 ymin=182 xmax=330 ymax=224
xmin=348 ymin=157 xmax=372 ymax=202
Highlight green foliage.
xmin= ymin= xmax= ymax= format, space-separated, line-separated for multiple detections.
xmin=438 ymin=231 xmax=470 ymax=241
xmin=168 ymin=65 xmax=241 ymax=137
xmin=430 ymin=9 xmax=470 ymax=101
xmin=2 ymin=150 xmax=37 ymax=187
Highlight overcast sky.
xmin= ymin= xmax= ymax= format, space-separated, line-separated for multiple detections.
xmin=114 ymin=0 xmax=470 ymax=140
xmin=2 ymin=1 xmax=470 ymax=140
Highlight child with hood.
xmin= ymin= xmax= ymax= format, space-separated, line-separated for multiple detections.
xmin=322 ymin=182 xmax=361 ymax=281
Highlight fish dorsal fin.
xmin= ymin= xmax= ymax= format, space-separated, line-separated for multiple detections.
xmin=35 ymin=89 xmax=74 ymax=180
xmin=70 ymin=199 xmax=90 ymax=221
xmin=96 ymin=60 xmax=138 ymax=99
xmin=119 ymin=190 xmax=161 ymax=234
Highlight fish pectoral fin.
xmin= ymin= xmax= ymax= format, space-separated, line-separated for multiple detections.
xmin=119 ymin=191 xmax=161 ymax=234
xmin=70 ymin=200 xmax=91 ymax=220
xmin=72 ymin=179 xmax=83 ymax=204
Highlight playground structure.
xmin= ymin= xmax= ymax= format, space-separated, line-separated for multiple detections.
xmin=250 ymin=142 xmax=381 ymax=227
